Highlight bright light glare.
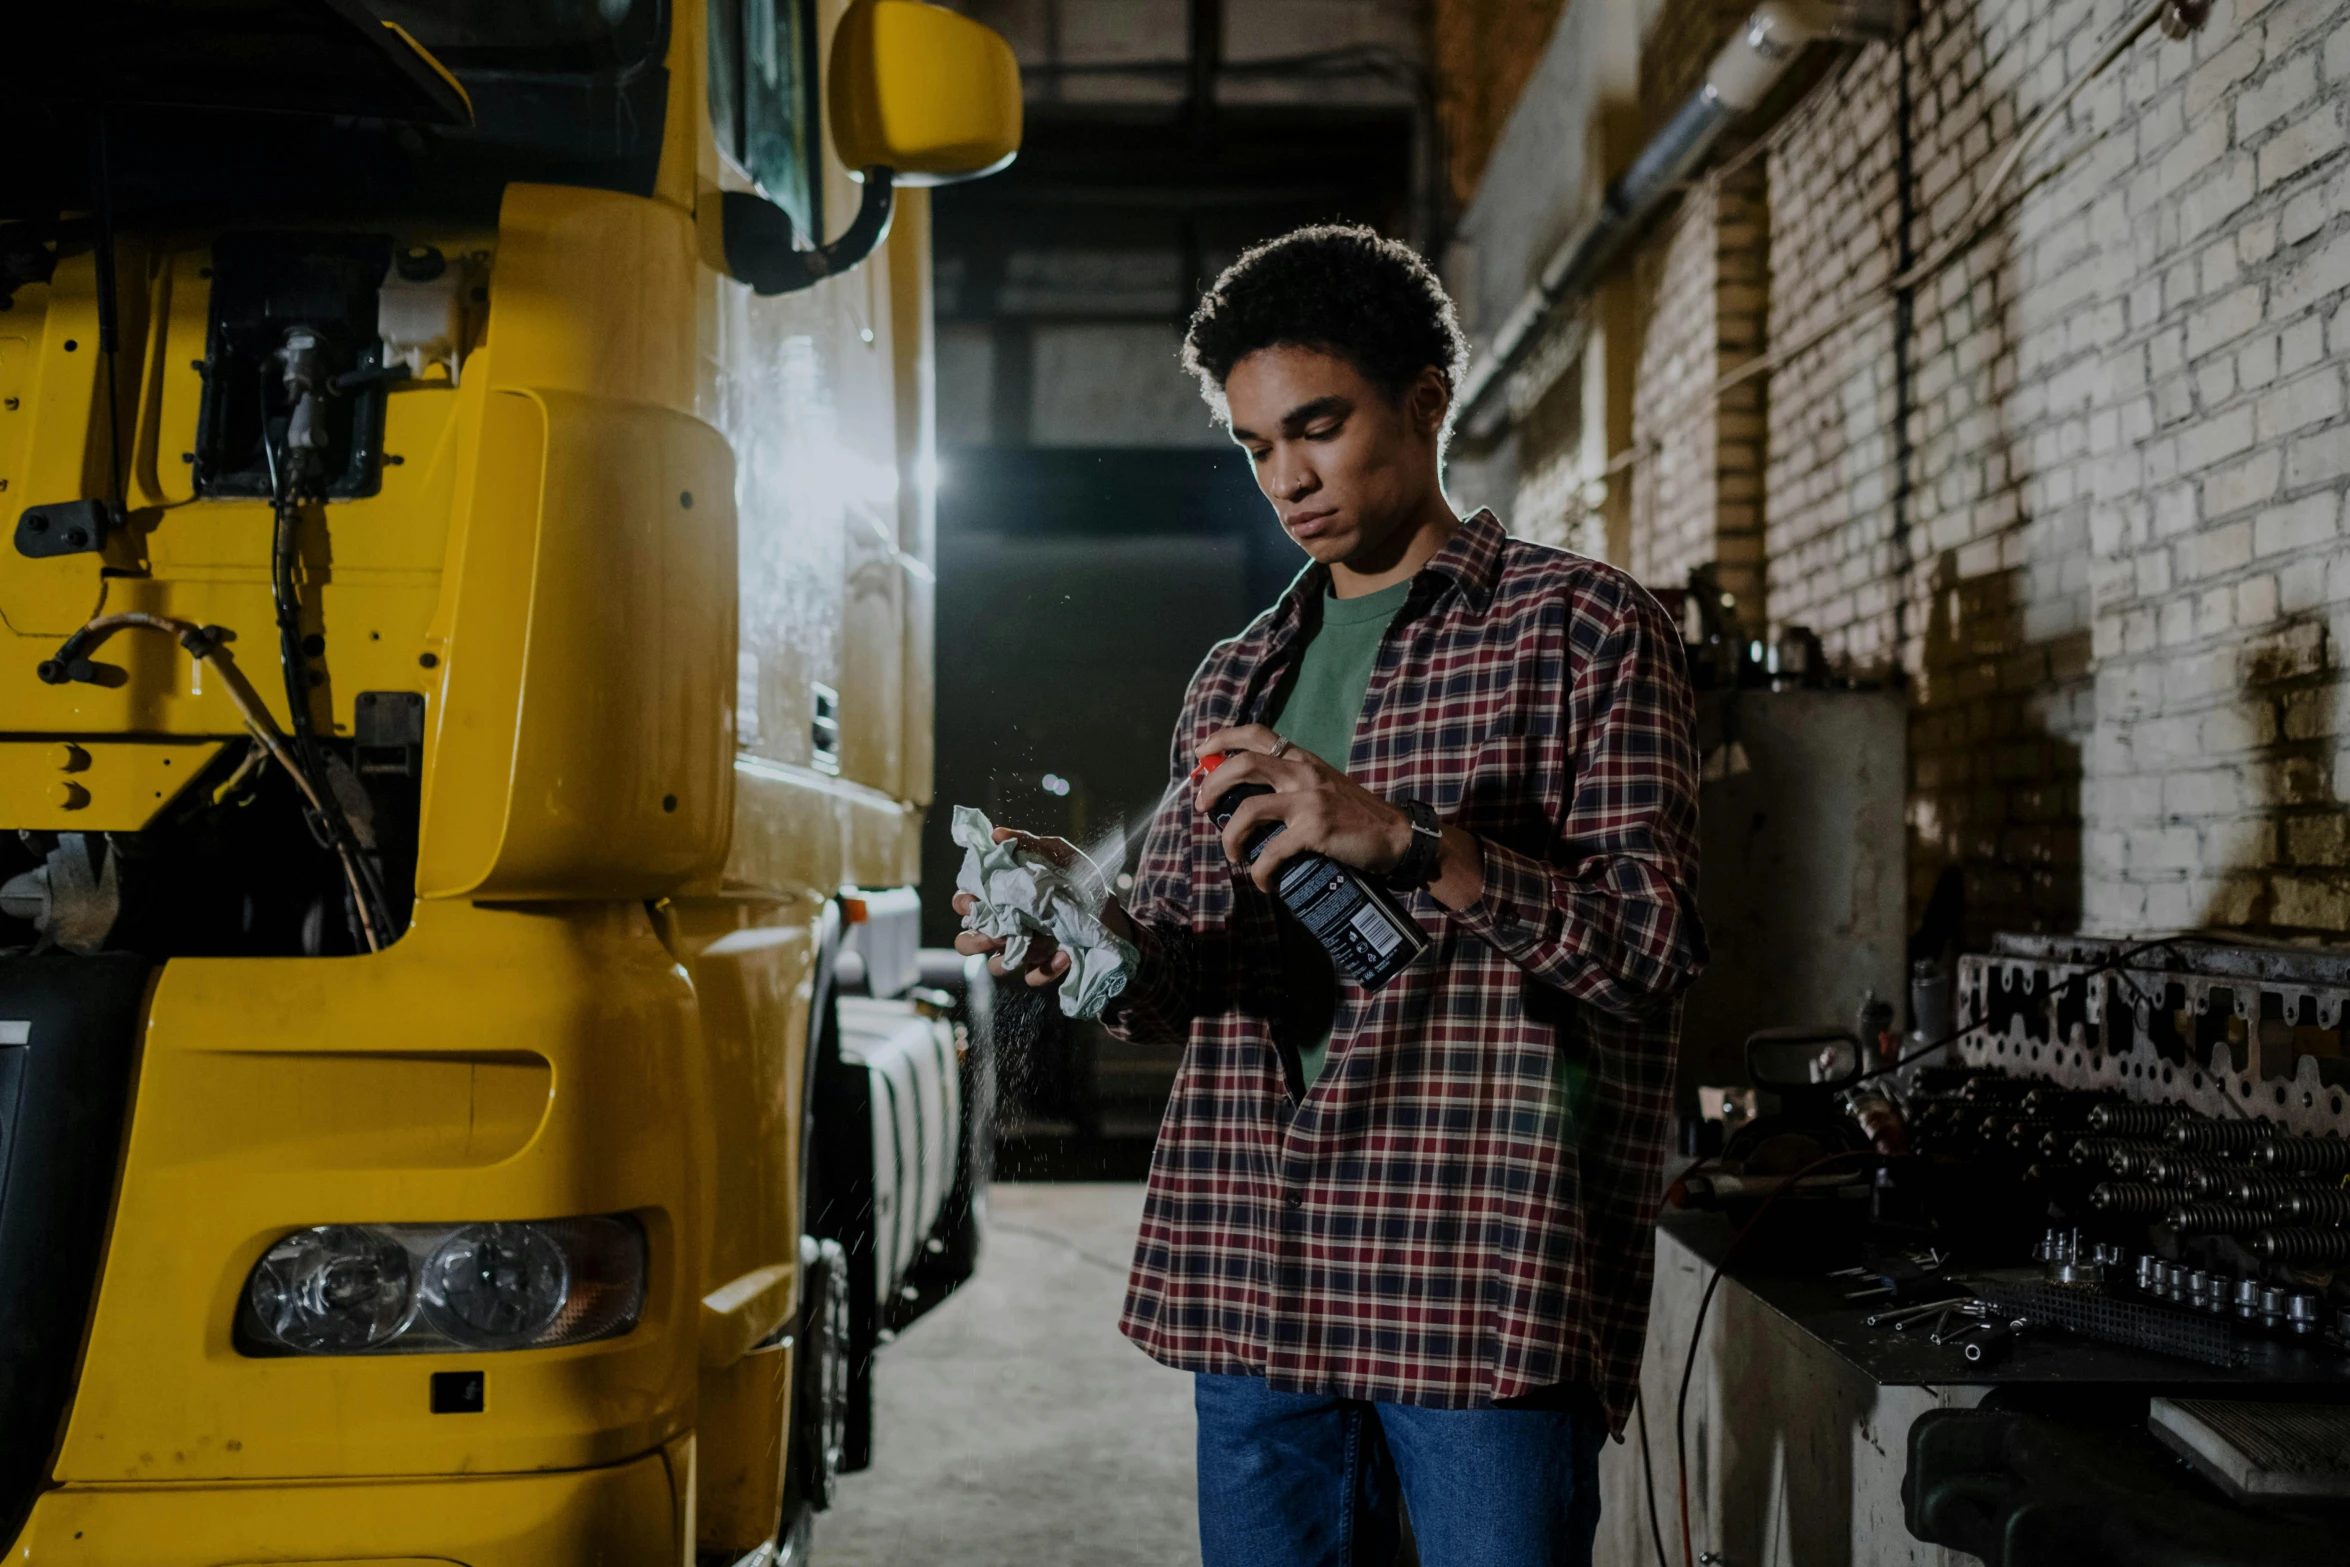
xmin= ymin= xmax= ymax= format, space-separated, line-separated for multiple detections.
xmin=1041 ymin=774 xmax=1071 ymax=797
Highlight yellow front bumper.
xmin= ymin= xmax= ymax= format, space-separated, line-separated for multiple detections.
xmin=8 ymin=1445 xmax=686 ymax=1566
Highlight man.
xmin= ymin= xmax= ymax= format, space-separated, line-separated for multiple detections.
xmin=954 ymin=224 xmax=1704 ymax=1566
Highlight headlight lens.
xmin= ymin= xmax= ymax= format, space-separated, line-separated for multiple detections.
xmin=425 ymin=1223 xmax=569 ymax=1346
xmin=247 ymin=1224 xmax=417 ymax=1353
xmin=239 ymin=1214 xmax=646 ymax=1357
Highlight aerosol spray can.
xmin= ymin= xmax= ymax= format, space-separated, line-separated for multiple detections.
xmin=1195 ymin=752 xmax=1427 ymax=988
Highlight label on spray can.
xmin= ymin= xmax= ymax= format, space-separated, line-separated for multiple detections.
xmin=1196 ymin=754 xmax=1428 ymax=989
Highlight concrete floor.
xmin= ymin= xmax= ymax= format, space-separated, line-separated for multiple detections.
xmin=814 ymin=1182 xmax=1199 ymax=1567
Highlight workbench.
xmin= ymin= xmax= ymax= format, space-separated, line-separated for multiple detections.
xmin=1592 ymin=1211 xmax=2350 ymax=1566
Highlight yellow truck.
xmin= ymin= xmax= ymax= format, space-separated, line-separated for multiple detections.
xmin=0 ymin=2 xmax=1019 ymax=1561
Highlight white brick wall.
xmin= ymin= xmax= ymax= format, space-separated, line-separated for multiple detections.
xmin=1450 ymin=0 xmax=2350 ymax=940
xmin=1628 ymin=165 xmax=1772 ymax=605
xmin=1728 ymin=0 xmax=2350 ymax=939
xmin=2084 ymin=0 xmax=2348 ymax=937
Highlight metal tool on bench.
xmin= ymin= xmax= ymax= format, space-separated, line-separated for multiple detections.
xmin=1863 ymin=1294 xmax=2032 ymax=1363
xmin=1830 ymin=1244 xmax=1950 ymax=1302
xmin=1865 ymin=1296 xmax=1971 ymax=1331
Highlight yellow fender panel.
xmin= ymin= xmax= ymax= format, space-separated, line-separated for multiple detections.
xmin=55 ymin=902 xmax=702 ymax=1486
xmin=12 ymin=1450 xmax=677 ymax=1565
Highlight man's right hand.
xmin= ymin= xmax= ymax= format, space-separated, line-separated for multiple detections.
xmin=951 ymin=825 xmax=1133 ymax=989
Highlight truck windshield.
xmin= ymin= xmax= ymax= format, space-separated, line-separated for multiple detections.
xmin=365 ymin=0 xmax=661 ymax=73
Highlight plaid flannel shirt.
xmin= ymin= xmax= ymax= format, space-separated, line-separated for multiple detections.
xmin=1103 ymin=509 xmax=1704 ymax=1434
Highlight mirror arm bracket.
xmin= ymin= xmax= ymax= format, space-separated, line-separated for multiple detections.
xmin=723 ymin=168 xmax=898 ymax=297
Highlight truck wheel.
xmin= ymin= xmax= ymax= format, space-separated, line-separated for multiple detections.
xmin=787 ymin=1235 xmax=850 ymax=1512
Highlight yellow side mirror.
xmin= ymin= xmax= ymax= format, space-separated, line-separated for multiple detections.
xmin=829 ymin=1 xmax=1022 ymax=184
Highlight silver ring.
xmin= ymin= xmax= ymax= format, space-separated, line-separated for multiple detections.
xmin=1268 ymin=738 xmax=1293 ymax=760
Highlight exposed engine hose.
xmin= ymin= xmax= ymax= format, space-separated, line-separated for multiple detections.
xmin=33 ymin=612 xmax=385 ymax=952
xmin=258 ymin=391 xmax=396 ymax=951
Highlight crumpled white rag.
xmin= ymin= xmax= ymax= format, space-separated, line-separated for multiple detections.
xmin=952 ymin=805 xmax=1138 ymax=1020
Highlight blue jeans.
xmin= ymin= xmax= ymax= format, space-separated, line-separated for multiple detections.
xmin=1193 ymin=1373 xmax=1608 ymax=1567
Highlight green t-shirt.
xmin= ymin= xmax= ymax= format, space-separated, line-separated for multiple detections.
xmin=1268 ymin=577 xmax=1413 ymax=1092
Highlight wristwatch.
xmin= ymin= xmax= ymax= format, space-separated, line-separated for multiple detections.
xmin=1385 ymin=799 xmax=1444 ymax=890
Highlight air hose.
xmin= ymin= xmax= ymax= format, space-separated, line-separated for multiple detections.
xmin=34 ymin=612 xmax=386 ymax=951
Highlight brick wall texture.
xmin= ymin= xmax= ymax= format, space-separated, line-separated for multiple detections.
xmin=1431 ymin=0 xmax=1573 ymax=208
xmin=1630 ymin=164 xmax=1772 ymax=605
xmin=1600 ymin=0 xmax=2350 ymax=942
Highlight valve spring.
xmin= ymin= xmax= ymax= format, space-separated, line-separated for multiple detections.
xmin=1962 ymin=1076 xmax=2037 ymax=1104
xmin=2257 ymin=1137 xmax=2350 ymax=1174
xmin=2020 ymin=1087 xmax=2103 ymax=1122
xmin=2088 ymin=1102 xmax=2188 ymax=1134
xmin=2144 ymin=1152 xmax=2247 ymax=1191
xmin=2005 ymin=1118 xmax=2063 ymax=1150
xmin=2090 ymin=1182 xmax=2176 ymax=1217
xmin=2231 ymin=1174 xmax=2341 ymax=1206
xmin=2164 ymin=1202 xmax=2277 ymax=1234
xmin=2039 ymin=1126 xmax=2090 ymax=1158
xmin=2105 ymin=1141 xmax=2178 ymax=1178
xmin=2166 ymin=1118 xmax=2275 ymax=1152
xmin=2254 ymin=1228 xmax=2350 ymax=1265
xmin=2282 ymin=1187 xmax=2350 ymax=1225
xmin=2181 ymin=1162 xmax=2255 ymax=1199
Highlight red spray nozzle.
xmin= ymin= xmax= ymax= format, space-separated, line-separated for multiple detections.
xmin=1191 ymin=751 xmax=1229 ymax=780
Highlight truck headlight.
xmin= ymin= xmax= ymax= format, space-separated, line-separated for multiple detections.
xmin=240 ymin=1215 xmax=646 ymax=1356
xmin=244 ymin=1224 xmax=417 ymax=1352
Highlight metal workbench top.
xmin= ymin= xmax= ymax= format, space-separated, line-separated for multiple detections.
xmin=1661 ymin=1209 xmax=2350 ymax=1390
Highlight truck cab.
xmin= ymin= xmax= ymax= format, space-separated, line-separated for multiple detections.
xmin=0 ymin=2 xmax=1018 ymax=1562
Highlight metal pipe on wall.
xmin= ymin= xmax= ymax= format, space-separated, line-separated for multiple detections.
xmin=1453 ymin=0 xmax=1911 ymax=447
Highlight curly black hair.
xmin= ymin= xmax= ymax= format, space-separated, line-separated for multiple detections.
xmin=1180 ymin=225 xmax=1470 ymax=426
